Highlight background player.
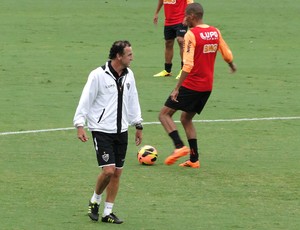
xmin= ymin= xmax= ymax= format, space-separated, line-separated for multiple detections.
xmin=153 ymin=0 xmax=193 ymax=78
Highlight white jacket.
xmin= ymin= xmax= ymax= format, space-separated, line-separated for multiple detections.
xmin=73 ymin=61 xmax=143 ymax=133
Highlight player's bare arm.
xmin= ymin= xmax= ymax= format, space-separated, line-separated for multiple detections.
xmin=171 ymin=70 xmax=189 ymax=102
xmin=153 ymin=0 xmax=163 ymax=25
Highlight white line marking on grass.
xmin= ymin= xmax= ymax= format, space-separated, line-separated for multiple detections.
xmin=0 ymin=116 xmax=299 ymax=136
xmin=0 ymin=127 xmax=74 ymax=136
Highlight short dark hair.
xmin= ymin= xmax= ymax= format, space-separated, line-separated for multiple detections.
xmin=186 ymin=3 xmax=204 ymax=19
xmin=108 ymin=40 xmax=131 ymax=59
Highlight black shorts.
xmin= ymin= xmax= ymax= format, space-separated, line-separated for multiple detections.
xmin=91 ymin=131 xmax=128 ymax=168
xmin=165 ymin=86 xmax=211 ymax=114
xmin=164 ymin=23 xmax=187 ymax=40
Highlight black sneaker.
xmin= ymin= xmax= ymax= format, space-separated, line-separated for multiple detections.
xmin=88 ymin=201 xmax=99 ymax=221
xmin=101 ymin=213 xmax=123 ymax=224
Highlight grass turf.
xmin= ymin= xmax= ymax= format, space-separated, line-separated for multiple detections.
xmin=0 ymin=0 xmax=299 ymax=229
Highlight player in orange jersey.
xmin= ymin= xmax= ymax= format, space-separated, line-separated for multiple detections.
xmin=159 ymin=2 xmax=237 ymax=168
xmin=153 ymin=0 xmax=193 ymax=78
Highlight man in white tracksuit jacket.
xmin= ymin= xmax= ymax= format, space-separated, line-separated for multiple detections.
xmin=73 ymin=40 xmax=143 ymax=224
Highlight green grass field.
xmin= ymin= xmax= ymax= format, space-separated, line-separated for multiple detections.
xmin=1 ymin=0 xmax=299 ymax=229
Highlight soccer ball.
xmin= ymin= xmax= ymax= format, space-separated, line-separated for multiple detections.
xmin=137 ymin=145 xmax=158 ymax=165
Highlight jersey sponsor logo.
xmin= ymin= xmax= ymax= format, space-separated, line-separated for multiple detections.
xmin=203 ymin=44 xmax=218 ymax=53
xmin=164 ymin=0 xmax=176 ymax=4
xmin=126 ymin=83 xmax=130 ymax=90
xmin=200 ymin=31 xmax=218 ymax=40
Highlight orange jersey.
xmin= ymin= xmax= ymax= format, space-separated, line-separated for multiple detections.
xmin=163 ymin=0 xmax=193 ymax=26
xmin=182 ymin=25 xmax=233 ymax=92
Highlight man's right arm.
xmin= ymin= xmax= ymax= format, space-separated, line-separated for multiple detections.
xmin=153 ymin=0 xmax=164 ymax=25
xmin=217 ymin=29 xmax=237 ymax=73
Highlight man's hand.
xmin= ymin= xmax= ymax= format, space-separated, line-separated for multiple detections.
xmin=77 ymin=126 xmax=88 ymax=142
xmin=170 ymin=88 xmax=179 ymax=102
xmin=229 ymin=62 xmax=237 ymax=73
xmin=153 ymin=14 xmax=159 ymax=25
xmin=135 ymin=129 xmax=143 ymax=146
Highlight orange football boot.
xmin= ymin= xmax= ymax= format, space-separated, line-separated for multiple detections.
xmin=179 ymin=160 xmax=200 ymax=168
xmin=164 ymin=146 xmax=190 ymax=165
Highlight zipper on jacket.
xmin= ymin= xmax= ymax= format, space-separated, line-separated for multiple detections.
xmin=116 ymin=77 xmax=124 ymax=134
xmin=102 ymin=62 xmax=128 ymax=134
